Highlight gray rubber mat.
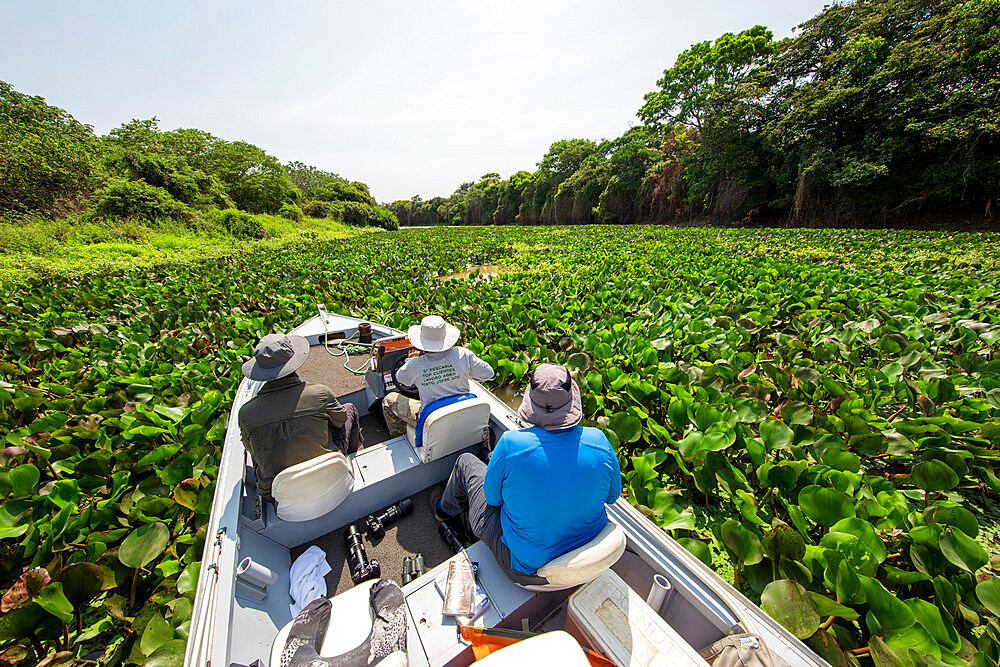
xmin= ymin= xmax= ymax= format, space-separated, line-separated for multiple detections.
xmin=291 ymin=486 xmax=456 ymax=596
xmin=358 ymin=411 xmax=391 ymax=448
xmin=297 ymin=344 xmax=368 ymax=397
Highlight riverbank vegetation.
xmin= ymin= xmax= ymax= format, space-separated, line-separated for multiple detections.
xmin=1 ymin=226 xmax=999 ymax=664
xmin=0 ymin=83 xmax=399 ymax=235
xmin=391 ymin=0 xmax=999 ymax=228
xmin=0 ymin=214 xmax=365 ymax=283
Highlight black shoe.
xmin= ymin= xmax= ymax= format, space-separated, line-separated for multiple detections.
xmin=476 ymin=445 xmax=491 ymax=464
xmin=429 ymin=486 xmax=452 ymax=523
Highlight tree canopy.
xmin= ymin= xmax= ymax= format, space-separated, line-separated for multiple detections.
xmin=392 ymin=0 xmax=998 ymax=228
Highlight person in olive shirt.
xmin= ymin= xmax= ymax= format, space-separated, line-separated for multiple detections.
xmin=238 ymin=333 xmax=363 ymax=500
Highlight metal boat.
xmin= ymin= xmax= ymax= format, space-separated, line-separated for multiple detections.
xmin=183 ymin=311 xmax=829 ymax=666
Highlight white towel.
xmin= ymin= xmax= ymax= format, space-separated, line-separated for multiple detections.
xmin=289 ymin=545 xmax=332 ymax=616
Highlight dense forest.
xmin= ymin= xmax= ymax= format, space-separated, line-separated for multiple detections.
xmin=391 ymin=0 xmax=999 ymax=228
xmin=0 ymin=88 xmax=400 ymax=233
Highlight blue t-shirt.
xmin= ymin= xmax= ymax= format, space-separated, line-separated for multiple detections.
xmin=483 ymin=425 xmax=622 ymax=574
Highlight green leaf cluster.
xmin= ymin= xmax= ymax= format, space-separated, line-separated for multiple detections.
xmin=0 ymin=225 xmax=998 ymax=663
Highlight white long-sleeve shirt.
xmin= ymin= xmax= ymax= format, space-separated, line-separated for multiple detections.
xmin=395 ymin=346 xmax=495 ymax=405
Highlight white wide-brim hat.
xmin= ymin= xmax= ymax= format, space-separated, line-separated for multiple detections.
xmin=408 ymin=315 xmax=460 ymax=352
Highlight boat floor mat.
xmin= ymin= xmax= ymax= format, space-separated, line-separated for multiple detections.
xmin=291 ymin=486 xmax=455 ymax=596
xmin=357 ymin=411 xmax=391 ymax=447
xmin=298 ymin=344 xmax=367 ymax=398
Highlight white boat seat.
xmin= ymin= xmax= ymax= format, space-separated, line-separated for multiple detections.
xmin=405 ymin=397 xmax=491 ymax=463
xmin=270 ymin=579 xmax=407 ymax=667
xmin=517 ymin=522 xmax=627 ymax=592
xmin=271 ymin=451 xmax=354 ymax=522
xmin=475 ymin=630 xmax=591 ymax=666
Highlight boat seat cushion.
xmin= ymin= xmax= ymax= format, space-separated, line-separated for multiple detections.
xmin=534 ymin=522 xmax=626 ymax=588
xmin=405 ymin=397 xmax=491 ymax=463
xmin=271 ymin=579 xmax=407 ymax=667
xmin=475 ymin=631 xmax=590 ymax=666
xmin=271 ymin=451 xmax=354 ymax=522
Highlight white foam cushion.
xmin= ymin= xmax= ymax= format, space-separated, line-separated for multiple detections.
xmin=535 ymin=522 xmax=626 ymax=587
xmin=271 ymin=580 xmax=409 ymax=667
xmin=405 ymin=398 xmax=491 ymax=463
xmin=271 ymin=451 xmax=354 ymax=522
xmin=475 ymin=631 xmax=590 ymax=666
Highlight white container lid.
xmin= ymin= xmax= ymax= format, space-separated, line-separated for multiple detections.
xmin=476 ymin=631 xmax=591 ymax=666
xmin=567 ymin=570 xmax=709 ymax=666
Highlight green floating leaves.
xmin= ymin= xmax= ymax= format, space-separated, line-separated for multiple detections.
xmin=762 ymin=524 xmax=806 ymax=562
xmin=144 ymin=639 xmax=187 ymax=667
xmin=826 ymin=517 xmax=887 ymax=564
xmin=566 ymin=352 xmax=591 ymax=373
xmin=56 ymin=562 xmax=105 ymax=606
xmin=718 ymin=519 xmax=763 ymax=566
xmin=609 ymin=412 xmax=642 ymax=444
xmin=2 ymin=216 xmax=1000 ymax=664
xmin=35 ymin=582 xmax=74 ymax=625
xmin=759 ymin=419 xmax=794 ymax=450
xmin=118 ymin=522 xmax=170 ymax=570
xmin=798 ymin=485 xmax=856 ymax=527
xmin=8 ymin=463 xmax=39 ymax=497
xmin=906 ymin=598 xmax=961 ymax=655
xmin=177 ymin=561 xmax=200 ymax=596
xmin=911 ymin=460 xmax=959 ymax=493
xmin=862 ymin=576 xmax=915 ymax=632
xmin=140 ymin=612 xmax=174 ymax=656
xmin=677 ymin=422 xmax=735 ymax=458
xmin=808 ymin=592 xmax=859 ymax=621
xmin=977 ymin=577 xmax=1000 ymax=616
xmin=760 ymin=579 xmax=821 ymax=639
xmin=939 ymin=527 xmax=988 ymax=573
xmin=677 ymin=538 xmax=712 ymax=567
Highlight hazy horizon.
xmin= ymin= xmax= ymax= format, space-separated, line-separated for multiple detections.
xmin=3 ymin=1 xmax=831 ymax=202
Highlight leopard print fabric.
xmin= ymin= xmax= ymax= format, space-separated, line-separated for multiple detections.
xmin=280 ymin=579 xmax=407 ymax=667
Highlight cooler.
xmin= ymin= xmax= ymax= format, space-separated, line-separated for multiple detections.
xmin=565 ymin=570 xmax=709 ymax=667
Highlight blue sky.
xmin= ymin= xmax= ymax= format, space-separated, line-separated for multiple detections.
xmin=3 ymin=1 xmax=831 ymax=202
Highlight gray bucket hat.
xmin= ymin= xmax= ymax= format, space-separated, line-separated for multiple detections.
xmin=518 ymin=363 xmax=583 ymax=430
xmin=242 ymin=333 xmax=309 ymax=381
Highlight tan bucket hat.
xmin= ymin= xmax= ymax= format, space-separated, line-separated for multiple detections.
xmin=407 ymin=315 xmax=460 ymax=352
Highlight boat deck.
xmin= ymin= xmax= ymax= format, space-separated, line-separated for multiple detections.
xmin=196 ymin=315 xmax=827 ymax=667
xmin=296 ymin=342 xmax=369 ymax=397
xmin=290 ymin=485 xmax=455 ymax=596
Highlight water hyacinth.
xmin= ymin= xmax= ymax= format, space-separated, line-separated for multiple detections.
xmin=0 ymin=225 xmax=998 ymax=664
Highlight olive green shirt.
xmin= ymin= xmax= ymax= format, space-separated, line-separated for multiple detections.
xmin=238 ymin=373 xmax=348 ymax=499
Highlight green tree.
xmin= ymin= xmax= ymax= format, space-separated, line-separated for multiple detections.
xmin=197 ymin=140 xmax=296 ymax=213
xmin=638 ymin=26 xmax=775 ymax=130
xmin=537 ymin=139 xmax=599 ymax=181
xmin=0 ymin=81 xmax=99 ymax=215
xmin=765 ymin=0 xmax=1000 ymax=221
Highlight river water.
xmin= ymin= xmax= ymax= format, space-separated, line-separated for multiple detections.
xmin=436 ymin=264 xmax=502 ymax=281
xmin=491 ymin=384 xmax=523 ymax=412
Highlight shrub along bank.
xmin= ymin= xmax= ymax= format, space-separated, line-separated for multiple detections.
xmin=0 ymin=84 xmax=399 ymax=232
xmin=0 ymin=213 xmax=368 ymax=284
xmin=0 ymin=226 xmax=998 ymax=665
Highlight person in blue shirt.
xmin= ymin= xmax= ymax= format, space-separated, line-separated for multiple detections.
xmin=434 ymin=362 xmax=622 ymax=583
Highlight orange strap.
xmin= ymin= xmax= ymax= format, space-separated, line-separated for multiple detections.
xmin=459 ymin=625 xmax=616 ymax=667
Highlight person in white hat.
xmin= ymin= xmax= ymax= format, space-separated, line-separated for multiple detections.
xmin=382 ymin=315 xmax=495 ymax=436
xmin=238 ymin=333 xmax=363 ymax=500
